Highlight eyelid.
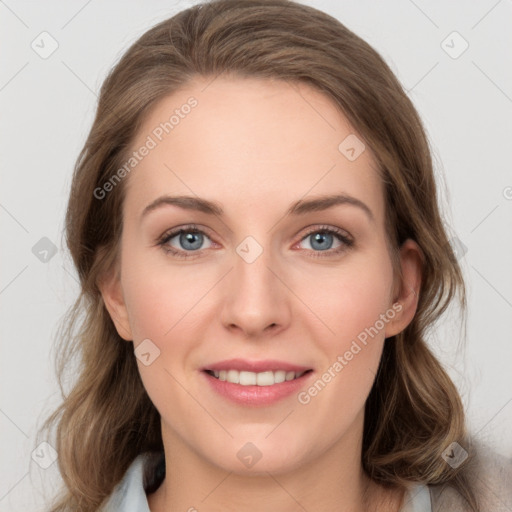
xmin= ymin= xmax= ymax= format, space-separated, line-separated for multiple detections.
xmin=157 ymin=223 xmax=215 ymax=243
xmin=298 ymin=224 xmax=353 ymax=244
xmin=157 ymin=223 xmax=354 ymax=258
xmin=156 ymin=224 xmax=216 ymax=250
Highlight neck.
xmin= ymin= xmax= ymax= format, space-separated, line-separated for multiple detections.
xmin=147 ymin=412 xmax=403 ymax=512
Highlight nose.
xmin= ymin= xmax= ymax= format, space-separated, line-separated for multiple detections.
xmin=220 ymin=241 xmax=291 ymax=339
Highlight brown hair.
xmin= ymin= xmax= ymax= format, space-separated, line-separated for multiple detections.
xmin=39 ymin=0 xmax=478 ymax=510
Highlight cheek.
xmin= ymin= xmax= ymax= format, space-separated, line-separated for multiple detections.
xmin=119 ymin=254 xmax=204 ymax=417
xmin=122 ymin=276 xmax=171 ymax=341
xmin=298 ymin=251 xmax=394 ymax=397
xmin=295 ymin=270 xmax=393 ymax=427
xmin=120 ymin=250 xmax=213 ymax=342
xmin=305 ymin=257 xmax=394 ymax=345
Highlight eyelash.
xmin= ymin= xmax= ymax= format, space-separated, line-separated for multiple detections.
xmin=157 ymin=224 xmax=354 ymax=259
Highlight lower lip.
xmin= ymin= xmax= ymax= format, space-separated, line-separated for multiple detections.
xmin=202 ymin=371 xmax=313 ymax=406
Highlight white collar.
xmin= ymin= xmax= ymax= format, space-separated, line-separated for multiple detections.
xmin=102 ymin=453 xmax=431 ymax=512
xmin=99 ymin=454 xmax=152 ymax=512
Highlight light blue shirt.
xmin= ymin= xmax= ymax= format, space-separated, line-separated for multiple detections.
xmin=100 ymin=453 xmax=432 ymax=511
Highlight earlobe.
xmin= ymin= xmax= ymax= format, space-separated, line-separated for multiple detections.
xmin=385 ymin=239 xmax=423 ymax=338
xmin=97 ymin=266 xmax=133 ymax=341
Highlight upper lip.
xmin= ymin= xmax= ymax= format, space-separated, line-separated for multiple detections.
xmin=201 ymin=358 xmax=312 ymax=373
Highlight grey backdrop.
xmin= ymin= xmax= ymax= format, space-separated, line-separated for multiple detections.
xmin=1 ymin=1 xmax=511 ymax=510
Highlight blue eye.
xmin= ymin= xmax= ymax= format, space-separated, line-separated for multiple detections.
xmin=305 ymin=232 xmax=336 ymax=251
xmin=158 ymin=224 xmax=353 ymax=259
xmin=159 ymin=226 xmax=213 ymax=258
xmin=175 ymin=231 xmax=206 ymax=251
xmin=298 ymin=227 xmax=353 ymax=257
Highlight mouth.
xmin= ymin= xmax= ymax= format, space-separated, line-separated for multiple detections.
xmin=204 ymin=368 xmax=313 ymax=386
xmin=200 ymin=358 xmax=314 ymax=405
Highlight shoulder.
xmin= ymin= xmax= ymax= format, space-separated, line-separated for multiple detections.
xmin=98 ymin=451 xmax=164 ymax=512
xmin=429 ymin=442 xmax=512 ymax=512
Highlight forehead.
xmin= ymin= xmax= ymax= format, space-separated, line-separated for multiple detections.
xmin=123 ymin=76 xmax=385 ymax=225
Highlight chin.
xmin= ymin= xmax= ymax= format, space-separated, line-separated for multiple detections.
xmin=199 ymin=434 xmax=311 ymax=476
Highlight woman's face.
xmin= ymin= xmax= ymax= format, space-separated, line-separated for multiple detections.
xmin=101 ymin=76 xmax=420 ymax=475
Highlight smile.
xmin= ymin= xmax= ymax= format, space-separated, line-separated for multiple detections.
xmin=205 ymin=369 xmax=311 ymax=386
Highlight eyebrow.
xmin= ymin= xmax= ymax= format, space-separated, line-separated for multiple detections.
xmin=140 ymin=193 xmax=374 ymax=222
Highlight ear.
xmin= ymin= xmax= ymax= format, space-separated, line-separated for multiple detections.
xmin=384 ymin=239 xmax=423 ymax=338
xmin=97 ymin=264 xmax=133 ymax=341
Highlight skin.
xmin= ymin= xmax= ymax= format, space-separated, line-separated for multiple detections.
xmin=100 ymin=76 xmax=422 ymax=512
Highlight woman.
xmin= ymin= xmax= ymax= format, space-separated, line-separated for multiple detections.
xmin=39 ymin=1 xmax=511 ymax=511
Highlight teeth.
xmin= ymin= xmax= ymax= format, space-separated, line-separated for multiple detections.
xmin=227 ymin=369 xmax=239 ymax=383
xmin=212 ymin=369 xmax=306 ymax=386
xmin=274 ymin=370 xmax=286 ymax=383
xmin=285 ymin=371 xmax=295 ymax=381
